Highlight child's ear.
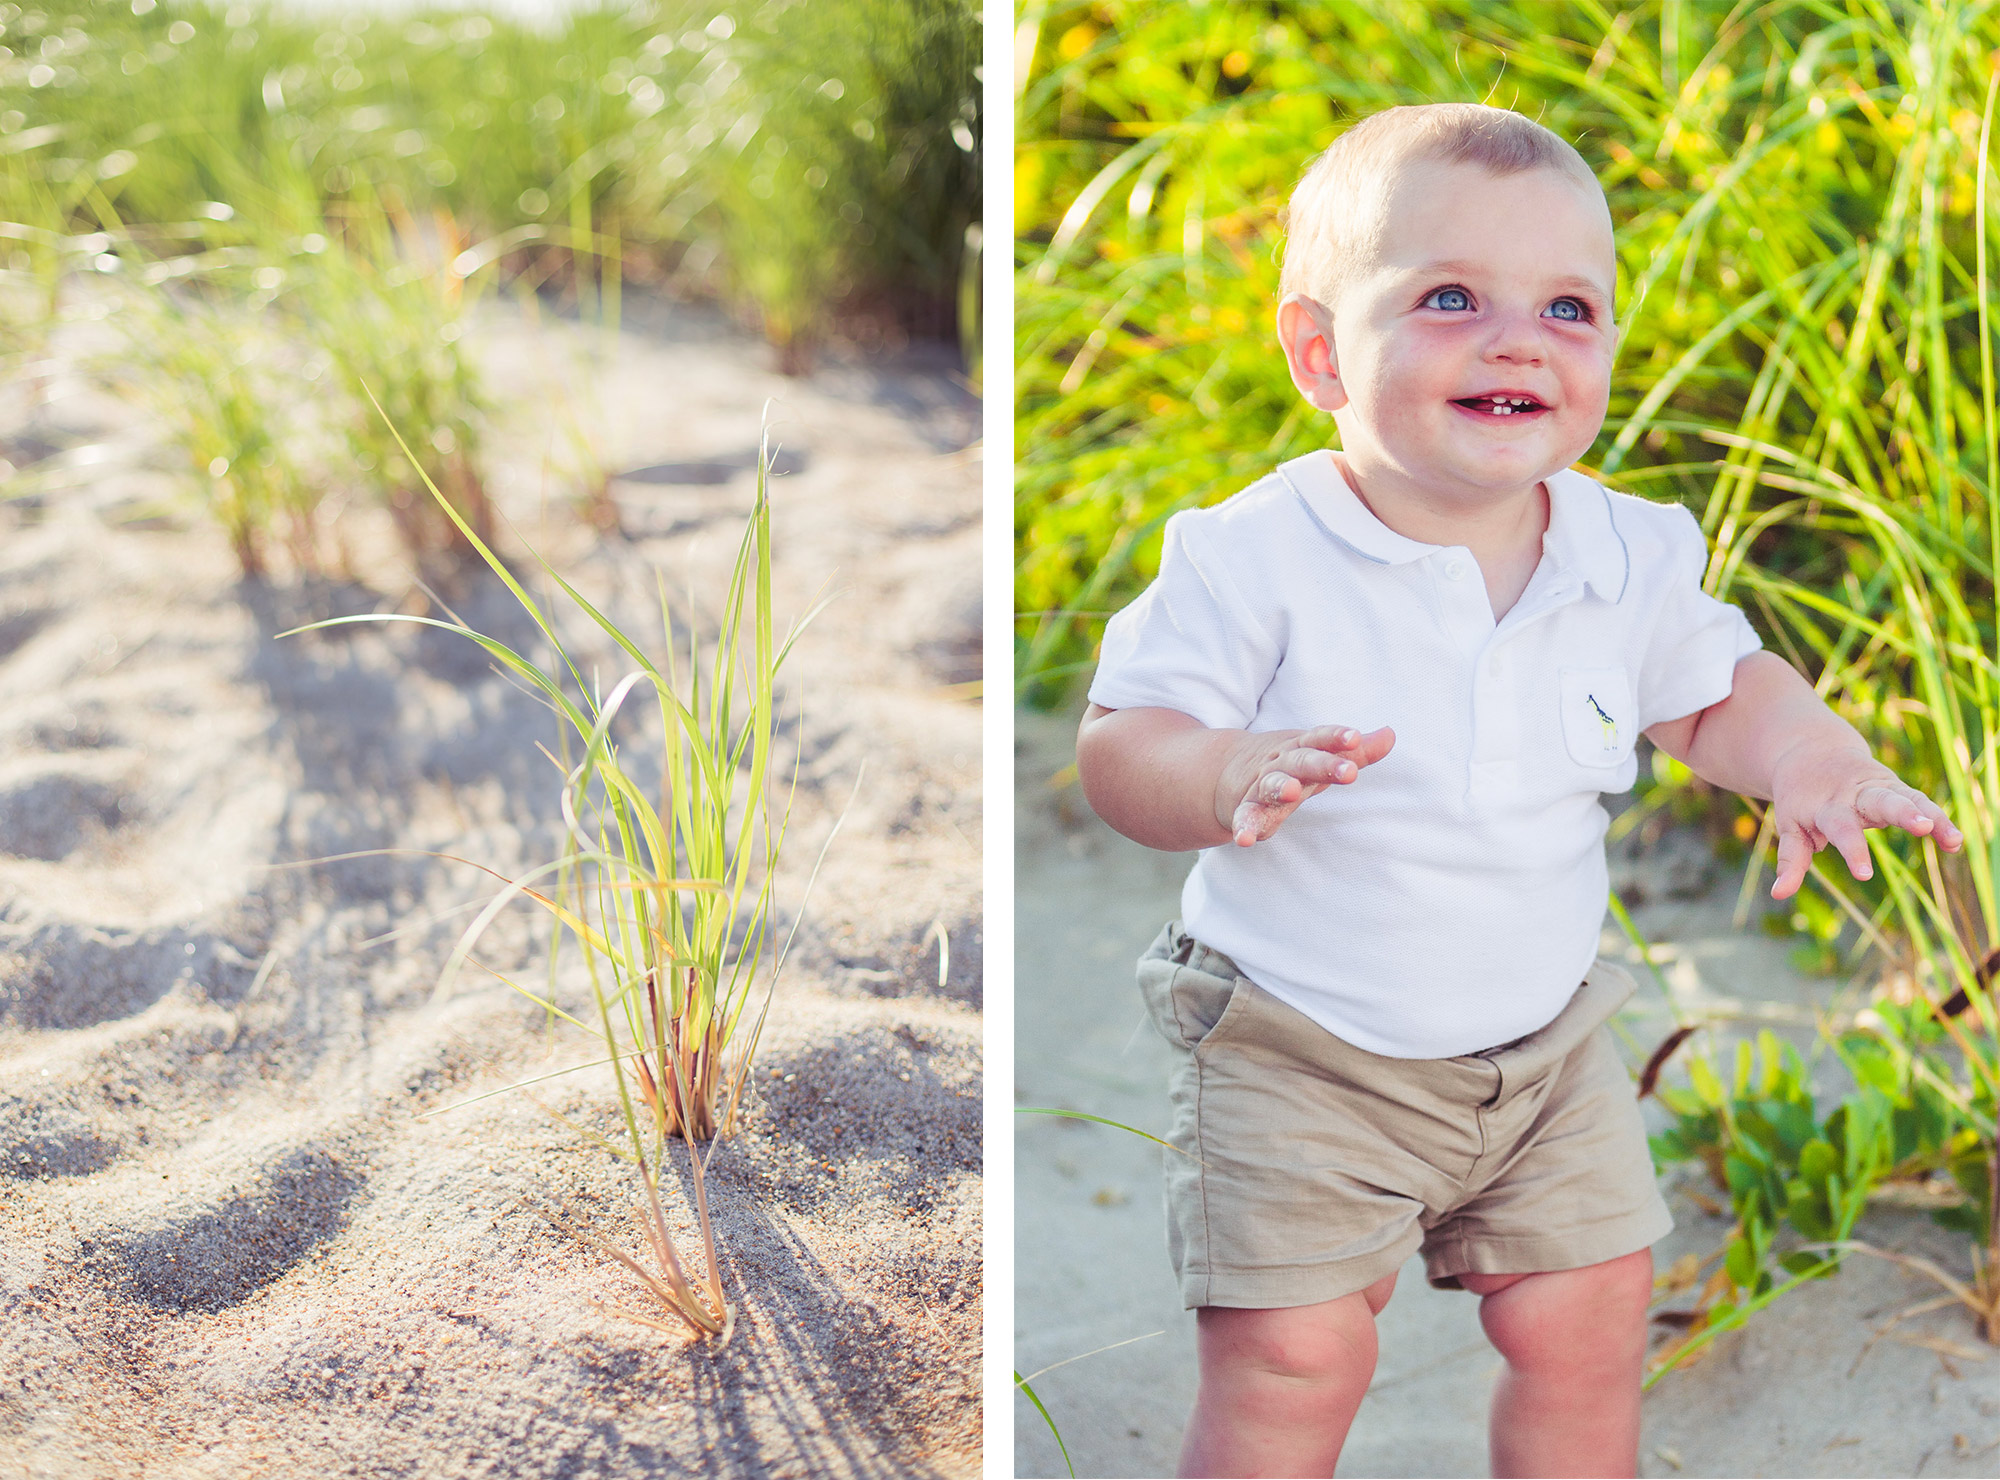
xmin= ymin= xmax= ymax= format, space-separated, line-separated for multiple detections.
xmin=1277 ymin=293 xmax=1347 ymax=413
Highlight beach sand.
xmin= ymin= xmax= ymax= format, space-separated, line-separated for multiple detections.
xmin=0 ymin=292 xmax=980 ymax=1478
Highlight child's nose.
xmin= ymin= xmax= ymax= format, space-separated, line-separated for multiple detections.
xmin=1482 ymin=309 xmax=1546 ymax=364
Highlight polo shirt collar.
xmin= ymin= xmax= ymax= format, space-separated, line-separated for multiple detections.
xmin=1277 ymin=452 xmax=1630 ymax=604
xmin=1542 ymin=468 xmax=1631 ymax=604
xmin=1277 ymin=451 xmax=1438 ymax=566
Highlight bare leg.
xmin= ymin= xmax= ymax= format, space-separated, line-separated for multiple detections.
xmin=1461 ymin=1250 xmax=1653 ymax=1479
xmin=1178 ymin=1271 xmax=1398 ymax=1479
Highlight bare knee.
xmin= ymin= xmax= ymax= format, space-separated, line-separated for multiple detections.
xmin=1184 ymin=1290 xmax=1389 ymax=1477
xmin=1477 ymin=1250 xmax=1652 ymax=1376
xmin=1200 ymin=1291 xmax=1381 ymax=1391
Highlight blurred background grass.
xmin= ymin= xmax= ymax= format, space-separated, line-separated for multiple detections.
xmin=1016 ymin=0 xmax=2000 ymax=1360
xmin=5 ymin=0 xmax=980 ymax=362
xmin=1 ymin=0 xmax=979 ymax=572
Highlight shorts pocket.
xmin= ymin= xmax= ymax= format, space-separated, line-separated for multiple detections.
xmin=1559 ymin=666 xmax=1635 ymax=768
xmin=1138 ymin=934 xmax=1249 ymax=1052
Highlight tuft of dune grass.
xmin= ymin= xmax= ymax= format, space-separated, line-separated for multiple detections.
xmin=286 ymin=409 xmax=825 ymax=1339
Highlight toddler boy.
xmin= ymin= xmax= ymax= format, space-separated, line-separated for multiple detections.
xmin=1075 ymin=103 xmax=1961 ymax=1479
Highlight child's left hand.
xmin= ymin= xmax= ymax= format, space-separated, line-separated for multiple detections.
xmin=1767 ymin=742 xmax=1963 ymax=900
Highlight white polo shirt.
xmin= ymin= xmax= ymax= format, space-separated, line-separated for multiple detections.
xmin=1088 ymin=450 xmax=1760 ymax=1058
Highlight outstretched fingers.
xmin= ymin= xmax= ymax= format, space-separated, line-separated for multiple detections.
xmin=1855 ymin=784 xmax=1963 ymax=852
xmin=1770 ymin=784 xmax=1964 ymax=899
xmin=1230 ymin=771 xmax=1311 ymax=847
xmin=1770 ymin=826 xmax=1818 ymax=901
xmin=1298 ymin=724 xmax=1397 ymax=770
xmin=1772 ymin=813 xmax=1879 ymax=900
xmin=1819 ymin=812 xmax=1874 ymax=884
xmin=1230 ymin=726 xmax=1396 ymax=846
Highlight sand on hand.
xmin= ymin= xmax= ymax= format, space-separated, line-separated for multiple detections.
xmin=0 ymin=293 xmax=980 ymax=1478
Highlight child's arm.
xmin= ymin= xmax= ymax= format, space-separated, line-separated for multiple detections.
xmin=1644 ymin=651 xmax=1962 ymax=900
xmin=1076 ymin=703 xmax=1396 ymax=851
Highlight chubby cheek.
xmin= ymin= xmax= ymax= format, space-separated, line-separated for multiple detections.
xmin=1354 ymin=343 xmax=1458 ymax=427
xmin=1559 ymin=352 xmax=1614 ymax=446
xmin=1352 ymin=373 xmax=1436 ymax=453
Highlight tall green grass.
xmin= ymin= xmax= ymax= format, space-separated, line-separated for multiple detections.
xmin=3 ymin=0 xmax=979 ymax=362
xmin=1018 ymin=0 xmax=2000 ymax=1373
xmin=689 ymin=0 xmax=982 ymax=366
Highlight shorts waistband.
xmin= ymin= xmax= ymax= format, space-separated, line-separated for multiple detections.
xmin=1463 ymin=960 xmax=1637 ymax=1097
xmin=1156 ymin=922 xmax=1636 ymax=1090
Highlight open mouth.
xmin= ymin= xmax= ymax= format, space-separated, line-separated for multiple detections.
xmin=1452 ymin=394 xmax=1548 ymax=418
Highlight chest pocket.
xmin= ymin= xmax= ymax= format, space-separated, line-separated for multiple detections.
xmin=1559 ymin=666 xmax=1635 ymax=768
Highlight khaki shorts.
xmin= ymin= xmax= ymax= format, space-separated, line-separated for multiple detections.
xmin=1138 ymin=923 xmax=1673 ymax=1309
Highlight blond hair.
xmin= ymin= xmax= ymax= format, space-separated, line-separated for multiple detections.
xmin=1279 ymin=104 xmax=1600 ymax=305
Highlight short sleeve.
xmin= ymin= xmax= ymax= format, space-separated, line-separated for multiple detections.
xmin=1086 ymin=510 xmax=1283 ymax=731
xmin=1635 ymin=505 xmax=1762 ymax=729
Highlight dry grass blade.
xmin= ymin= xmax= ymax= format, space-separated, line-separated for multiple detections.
xmin=1890 ymin=1331 xmax=1989 ymax=1362
xmin=1016 ymin=1107 xmax=1202 ymax=1161
xmin=414 ymin=1046 xmax=661 ymax=1123
xmin=1850 ymin=1294 xmax=1963 ymax=1376
xmin=1015 ymin=1329 xmax=1167 ymax=1386
xmin=1833 ymin=1241 xmax=2000 ymax=1340
xmin=541 ymin=1200 xmax=726 ymax=1340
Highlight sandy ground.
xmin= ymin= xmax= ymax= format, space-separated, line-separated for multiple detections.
xmin=0 ymin=289 xmax=980 ymax=1477
xmin=1015 ymin=705 xmax=2000 ymax=1479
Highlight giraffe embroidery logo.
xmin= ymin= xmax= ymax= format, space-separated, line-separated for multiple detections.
xmin=1586 ymin=693 xmax=1619 ymax=752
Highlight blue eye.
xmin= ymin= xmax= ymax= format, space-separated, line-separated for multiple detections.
xmin=1424 ymin=286 xmax=1472 ymax=311
xmin=1545 ymin=298 xmax=1585 ymax=322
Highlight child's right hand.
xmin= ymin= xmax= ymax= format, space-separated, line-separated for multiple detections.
xmin=1217 ymin=725 xmax=1396 ymax=846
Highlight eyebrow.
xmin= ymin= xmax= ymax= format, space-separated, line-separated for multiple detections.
xmin=1404 ymin=259 xmax=1612 ymax=296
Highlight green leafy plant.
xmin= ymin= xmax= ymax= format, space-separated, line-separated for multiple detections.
xmin=1647 ymin=1029 xmax=1873 ymax=1378
xmin=1645 ymin=986 xmax=2000 ymax=1377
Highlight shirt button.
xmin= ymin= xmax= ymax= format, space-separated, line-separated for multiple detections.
xmin=1443 ymin=558 xmax=1469 ymax=580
